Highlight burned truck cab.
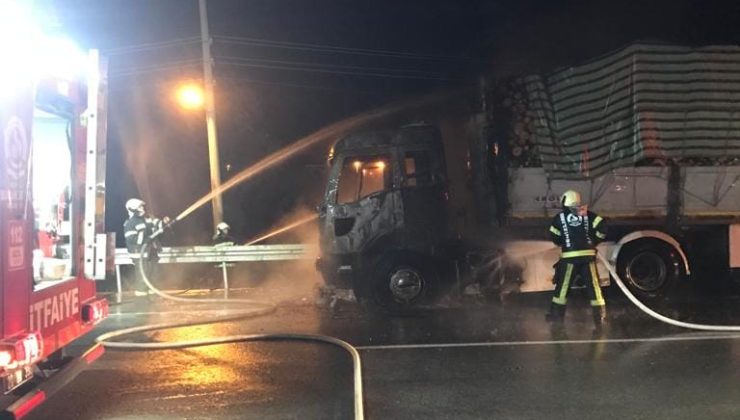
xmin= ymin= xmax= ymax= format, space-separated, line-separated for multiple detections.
xmin=316 ymin=124 xmax=450 ymax=308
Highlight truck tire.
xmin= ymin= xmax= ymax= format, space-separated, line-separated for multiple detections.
xmin=616 ymin=240 xmax=681 ymax=299
xmin=367 ymin=251 xmax=437 ymax=312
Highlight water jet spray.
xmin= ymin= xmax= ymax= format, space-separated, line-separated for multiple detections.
xmin=245 ymin=214 xmax=318 ymax=246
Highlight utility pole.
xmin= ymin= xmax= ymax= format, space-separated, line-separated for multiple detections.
xmin=199 ymin=0 xmax=223 ymax=229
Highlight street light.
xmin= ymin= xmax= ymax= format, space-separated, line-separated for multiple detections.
xmin=176 ymin=83 xmax=204 ymax=110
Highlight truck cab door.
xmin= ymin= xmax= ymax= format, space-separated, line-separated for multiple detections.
xmin=399 ymin=149 xmax=448 ymax=249
xmin=323 ymin=154 xmax=400 ymax=254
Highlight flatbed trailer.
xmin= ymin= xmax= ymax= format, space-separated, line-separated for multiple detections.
xmin=316 ymin=43 xmax=740 ymax=309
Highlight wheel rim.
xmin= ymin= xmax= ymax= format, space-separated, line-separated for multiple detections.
xmin=388 ymin=267 xmax=424 ymax=302
xmin=626 ymin=251 xmax=667 ymax=292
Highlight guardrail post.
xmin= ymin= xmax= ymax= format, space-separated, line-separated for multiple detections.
xmin=115 ymin=264 xmax=122 ymax=303
xmin=220 ymin=261 xmax=229 ymax=299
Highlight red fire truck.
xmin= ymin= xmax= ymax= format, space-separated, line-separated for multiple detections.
xmin=0 ymin=5 xmax=109 ymax=417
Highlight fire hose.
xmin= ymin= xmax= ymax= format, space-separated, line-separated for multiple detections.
xmin=95 ymin=237 xmax=365 ymax=420
xmin=596 ymin=252 xmax=740 ymax=332
xmin=95 ymin=232 xmax=740 ymax=420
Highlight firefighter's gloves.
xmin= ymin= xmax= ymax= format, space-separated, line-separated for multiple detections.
xmin=148 ymin=216 xmax=175 ymax=241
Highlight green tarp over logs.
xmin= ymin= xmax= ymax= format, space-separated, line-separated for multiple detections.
xmin=525 ymin=43 xmax=740 ymax=179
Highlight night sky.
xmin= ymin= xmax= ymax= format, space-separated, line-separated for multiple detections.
xmin=47 ymin=0 xmax=740 ymax=245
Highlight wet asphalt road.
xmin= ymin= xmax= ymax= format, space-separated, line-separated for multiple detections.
xmin=25 ymin=287 xmax=740 ymax=420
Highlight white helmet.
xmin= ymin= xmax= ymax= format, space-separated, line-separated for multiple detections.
xmin=125 ymin=198 xmax=145 ymax=215
xmin=216 ymin=222 xmax=230 ymax=232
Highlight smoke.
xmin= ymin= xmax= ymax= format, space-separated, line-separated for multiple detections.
xmin=112 ymin=84 xmax=474 ymax=297
xmin=230 ymin=205 xmax=322 ymax=304
xmin=109 ymin=80 xmax=212 ymax=247
xmin=124 ymin=206 xmax=322 ymax=303
xmin=174 ymin=87 xmax=472 ymax=222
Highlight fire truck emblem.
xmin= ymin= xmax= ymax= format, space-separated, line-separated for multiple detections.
xmin=3 ymin=116 xmax=29 ymax=210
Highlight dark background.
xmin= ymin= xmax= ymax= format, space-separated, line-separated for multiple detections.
xmin=44 ymin=0 xmax=740 ymax=245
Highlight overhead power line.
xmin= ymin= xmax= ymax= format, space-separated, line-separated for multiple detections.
xmin=214 ymin=35 xmax=473 ymax=61
xmin=104 ymin=37 xmax=201 ymax=55
xmin=216 ymin=55 xmax=447 ymax=78
xmin=109 ymin=59 xmax=203 ymax=78
xmin=217 ymin=59 xmax=457 ymax=82
xmin=219 ymin=76 xmax=390 ymax=95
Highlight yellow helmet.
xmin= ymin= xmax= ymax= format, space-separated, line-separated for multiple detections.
xmin=561 ymin=190 xmax=582 ymax=207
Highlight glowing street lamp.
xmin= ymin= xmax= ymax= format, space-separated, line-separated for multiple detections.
xmin=176 ymin=84 xmax=205 ymax=110
xmin=175 ymin=78 xmax=224 ymax=230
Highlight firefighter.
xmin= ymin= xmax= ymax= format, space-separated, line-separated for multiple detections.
xmin=123 ymin=198 xmax=168 ymax=296
xmin=212 ymin=222 xmax=235 ymax=246
xmin=546 ymin=190 xmax=608 ymax=326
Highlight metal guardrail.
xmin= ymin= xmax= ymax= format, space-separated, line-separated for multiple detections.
xmin=113 ymin=244 xmax=313 ymax=301
xmin=114 ymin=244 xmax=311 ymax=265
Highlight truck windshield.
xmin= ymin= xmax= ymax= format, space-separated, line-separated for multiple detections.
xmin=31 ymin=109 xmax=74 ymax=286
xmin=337 ymin=156 xmax=391 ymax=204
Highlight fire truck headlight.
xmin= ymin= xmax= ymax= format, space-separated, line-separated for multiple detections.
xmin=0 ymin=350 xmax=13 ymax=368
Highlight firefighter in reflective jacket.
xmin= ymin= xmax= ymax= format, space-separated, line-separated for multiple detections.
xmin=546 ymin=190 xmax=608 ymax=325
xmin=123 ymin=198 xmax=167 ymax=296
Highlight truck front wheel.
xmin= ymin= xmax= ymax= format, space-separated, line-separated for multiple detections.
xmin=367 ymin=252 xmax=437 ymax=311
xmin=616 ymin=240 xmax=681 ymax=299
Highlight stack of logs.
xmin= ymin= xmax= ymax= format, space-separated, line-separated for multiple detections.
xmin=488 ymin=78 xmax=541 ymax=168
